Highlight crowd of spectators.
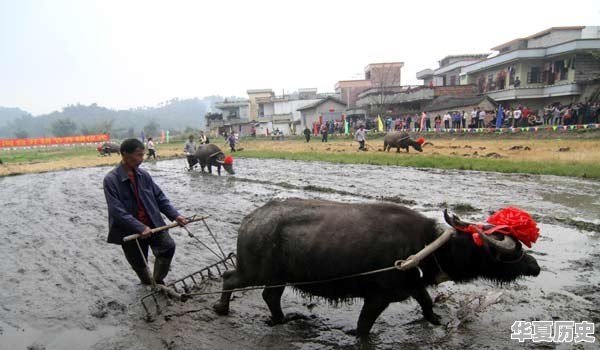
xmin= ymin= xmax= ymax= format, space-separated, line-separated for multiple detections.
xmin=345 ymin=101 xmax=600 ymax=133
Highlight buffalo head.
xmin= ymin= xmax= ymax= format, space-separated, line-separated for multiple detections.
xmin=212 ymin=152 xmax=235 ymax=175
xmin=413 ymin=137 xmax=425 ymax=152
xmin=443 ymin=210 xmax=540 ymax=283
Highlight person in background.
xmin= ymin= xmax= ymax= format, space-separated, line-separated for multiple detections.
xmin=227 ymin=132 xmax=237 ymax=152
xmin=513 ymin=107 xmax=522 ymax=128
xmin=434 ymin=115 xmax=442 ymax=130
xmin=183 ymin=135 xmax=197 ymax=170
xmin=513 ymin=77 xmax=521 ymax=88
xmin=321 ymin=124 xmax=328 ymax=142
xmin=355 ymin=124 xmax=366 ymax=151
xmin=199 ymin=131 xmax=209 ymax=144
xmin=303 ymin=126 xmax=311 ymax=143
xmin=443 ymin=112 xmax=451 ymax=129
xmin=103 ymin=138 xmax=189 ymax=285
xmin=146 ymin=137 xmax=156 ymax=160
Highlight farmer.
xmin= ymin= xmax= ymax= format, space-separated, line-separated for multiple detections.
xmin=183 ymin=135 xmax=197 ymax=170
xmin=303 ymin=126 xmax=311 ymax=143
xmin=103 ymin=138 xmax=189 ymax=285
xmin=355 ymin=124 xmax=366 ymax=151
xmin=146 ymin=137 xmax=156 ymax=160
xmin=227 ymin=132 xmax=237 ymax=152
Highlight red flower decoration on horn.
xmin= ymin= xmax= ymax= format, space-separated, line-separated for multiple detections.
xmin=416 ymin=137 xmax=425 ymax=145
xmin=486 ymin=207 xmax=539 ymax=248
xmin=223 ymin=156 xmax=234 ymax=165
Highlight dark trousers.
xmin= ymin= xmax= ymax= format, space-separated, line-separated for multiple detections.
xmin=147 ymin=149 xmax=156 ymax=159
xmin=187 ymin=156 xmax=198 ymax=169
xmin=359 ymin=140 xmax=365 ymax=150
xmin=305 ymin=135 xmax=310 ymax=143
xmin=121 ymin=231 xmax=176 ymax=271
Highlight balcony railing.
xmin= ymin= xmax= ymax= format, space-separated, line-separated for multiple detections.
xmin=485 ymin=83 xmax=581 ymax=101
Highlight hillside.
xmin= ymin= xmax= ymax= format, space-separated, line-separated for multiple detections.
xmin=0 ymin=96 xmax=228 ymax=138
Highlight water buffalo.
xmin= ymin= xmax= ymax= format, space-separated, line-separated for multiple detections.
xmin=383 ymin=132 xmax=424 ymax=152
xmin=97 ymin=142 xmax=120 ymax=156
xmin=194 ymin=144 xmax=234 ymax=175
xmin=213 ymin=198 xmax=540 ymax=335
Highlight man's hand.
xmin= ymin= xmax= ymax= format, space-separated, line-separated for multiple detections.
xmin=175 ymin=215 xmax=189 ymax=226
xmin=140 ymin=226 xmax=152 ymax=238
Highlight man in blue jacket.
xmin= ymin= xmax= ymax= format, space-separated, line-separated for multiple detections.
xmin=103 ymin=138 xmax=188 ymax=285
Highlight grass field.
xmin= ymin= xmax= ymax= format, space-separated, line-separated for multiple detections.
xmin=1 ymin=131 xmax=600 ymax=178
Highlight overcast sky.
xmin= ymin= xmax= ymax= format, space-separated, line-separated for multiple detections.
xmin=1 ymin=0 xmax=599 ymax=115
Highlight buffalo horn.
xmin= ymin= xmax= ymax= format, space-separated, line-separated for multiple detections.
xmin=209 ymin=151 xmax=223 ymax=158
xmin=216 ymin=159 xmax=224 ymax=164
xmin=478 ymin=231 xmax=517 ymax=254
xmin=443 ymin=209 xmax=468 ymax=228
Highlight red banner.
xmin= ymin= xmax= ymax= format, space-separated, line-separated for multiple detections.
xmin=0 ymin=134 xmax=109 ymax=148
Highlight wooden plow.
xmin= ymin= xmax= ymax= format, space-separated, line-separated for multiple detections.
xmin=123 ymin=215 xmax=236 ymax=321
xmin=139 ymin=253 xmax=236 ymax=321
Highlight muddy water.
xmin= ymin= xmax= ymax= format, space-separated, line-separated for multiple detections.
xmin=0 ymin=157 xmax=598 ymax=350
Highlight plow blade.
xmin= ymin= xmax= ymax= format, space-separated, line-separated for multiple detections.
xmin=140 ymin=252 xmax=236 ymax=320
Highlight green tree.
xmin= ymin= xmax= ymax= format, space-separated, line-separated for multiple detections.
xmin=14 ymin=129 xmax=29 ymax=138
xmin=96 ymin=119 xmax=114 ymax=135
xmin=50 ymin=118 xmax=78 ymax=136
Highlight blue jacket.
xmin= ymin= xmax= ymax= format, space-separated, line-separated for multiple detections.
xmin=103 ymin=163 xmax=180 ymax=244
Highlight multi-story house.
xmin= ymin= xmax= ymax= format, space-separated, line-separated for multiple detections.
xmin=417 ymin=54 xmax=489 ymax=87
xmin=335 ymin=62 xmax=403 ymax=109
xmin=210 ymin=89 xmax=339 ymax=136
xmin=209 ymin=99 xmax=251 ymax=137
xmin=461 ymin=26 xmax=600 ymax=109
xmin=256 ymin=89 xmax=338 ymax=135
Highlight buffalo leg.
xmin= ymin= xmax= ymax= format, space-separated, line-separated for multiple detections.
xmin=213 ymin=270 xmax=242 ymax=315
xmin=262 ymin=286 xmax=285 ymax=324
xmin=355 ymin=295 xmax=390 ymax=335
xmin=410 ymin=286 xmax=440 ymax=325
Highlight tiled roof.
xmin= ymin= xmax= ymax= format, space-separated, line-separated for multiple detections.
xmin=425 ymin=95 xmax=497 ymax=112
xmin=297 ymin=96 xmax=347 ymax=111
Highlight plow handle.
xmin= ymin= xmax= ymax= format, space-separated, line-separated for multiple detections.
xmin=123 ymin=215 xmax=210 ymax=242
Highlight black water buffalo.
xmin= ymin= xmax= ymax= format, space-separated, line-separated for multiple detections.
xmin=213 ymin=198 xmax=540 ymax=335
xmin=194 ymin=144 xmax=234 ymax=175
xmin=383 ymin=132 xmax=423 ymax=152
xmin=97 ymin=142 xmax=120 ymax=156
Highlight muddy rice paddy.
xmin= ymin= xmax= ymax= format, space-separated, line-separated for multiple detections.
xmin=0 ymin=157 xmax=599 ymax=349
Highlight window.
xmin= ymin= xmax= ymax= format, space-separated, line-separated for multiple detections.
xmin=527 ymin=67 xmax=541 ymax=83
xmin=450 ymin=75 xmax=456 ymax=86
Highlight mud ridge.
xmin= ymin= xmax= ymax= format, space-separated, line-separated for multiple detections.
xmin=232 ymin=177 xmax=416 ymax=205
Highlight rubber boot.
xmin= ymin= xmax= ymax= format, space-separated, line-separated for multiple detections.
xmin=134 ymin=267 xmax=153 ymax=285
xmin=153 ymin=258 xmax=171 ymax=285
